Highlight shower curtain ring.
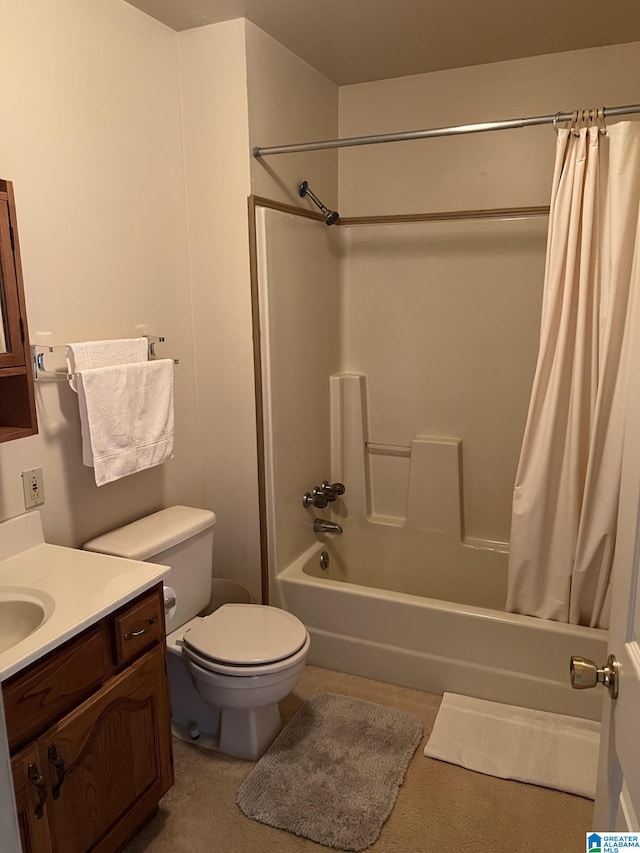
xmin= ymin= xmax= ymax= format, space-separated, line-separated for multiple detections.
xmin=597 ymin=107 xmax=607 ymax=135
xmin=553 ymin=112 xmax=563 ymax=135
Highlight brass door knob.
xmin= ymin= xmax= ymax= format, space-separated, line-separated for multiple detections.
xmin=570 ymin=654 xmax=619 ymax=699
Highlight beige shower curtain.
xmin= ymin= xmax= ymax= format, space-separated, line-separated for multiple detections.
xmin=506 ymin=120 xmax=640 ymax=629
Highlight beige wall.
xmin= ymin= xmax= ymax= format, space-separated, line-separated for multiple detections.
xmin=338 ymin=42 xmax=640 ymax=216
xmin=176 ymin=19 xmax=339 ymax=604
xmin=246 ymin=20 xmax=339 ymax=211
xmin=177 ymin=20 xmax=261 ymax=602
xmin=0 ymin=3 xmax=200 ymax=844
xmin=0 ymin=0 xmax=201 ymax=548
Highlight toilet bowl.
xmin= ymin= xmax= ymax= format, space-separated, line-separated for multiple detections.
xmin=171 ymin=603 xmax=310 ymax=759
xmin=83 ymin=506 xmax=310 ymax=761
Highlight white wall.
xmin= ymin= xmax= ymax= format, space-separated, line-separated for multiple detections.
xmin=0 ymin=0 xmax=202 ymax=547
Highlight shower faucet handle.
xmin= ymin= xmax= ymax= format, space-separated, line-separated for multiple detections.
xmin=302 ymin=490 xmax=329 ymax=509
xmin=320 ymin=481 xmax=346 ymax=499
xmin=302 ymin=481 xmax=346 ymax=508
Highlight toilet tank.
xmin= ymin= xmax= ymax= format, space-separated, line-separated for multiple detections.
xmin=83 ymin=506 xmax=216 ymax=633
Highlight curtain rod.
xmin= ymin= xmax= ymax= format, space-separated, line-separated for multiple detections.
xmin=252 ymin=103 xmax=640 ymax=157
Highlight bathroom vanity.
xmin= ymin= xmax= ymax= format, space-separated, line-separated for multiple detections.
xmin=0 ymin=512 xmax=173 ymax=852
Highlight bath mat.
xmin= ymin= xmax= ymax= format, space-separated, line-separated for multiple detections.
xmin=424 ymin=692 xmax=600 ymax=798
xmin=237 ymin=692 xmax=424 ymax=851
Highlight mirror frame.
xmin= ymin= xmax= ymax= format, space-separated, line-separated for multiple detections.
xmin=0 ymin=179 xmax=37 ymax=442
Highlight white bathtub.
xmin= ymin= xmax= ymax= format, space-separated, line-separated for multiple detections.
xmin=274 ymin=542 xmax=608 ymax=720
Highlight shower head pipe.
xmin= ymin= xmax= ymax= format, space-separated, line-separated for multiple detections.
xmin=298 ymin=181 xmax=339 ymax=226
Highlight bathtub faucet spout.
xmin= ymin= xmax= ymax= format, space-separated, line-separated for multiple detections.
xmin=313 ymin=518 xmax=343 ymax=535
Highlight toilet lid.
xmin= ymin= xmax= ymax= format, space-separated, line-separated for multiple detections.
xmin=182 ymin=604 xmax=308 ymax=666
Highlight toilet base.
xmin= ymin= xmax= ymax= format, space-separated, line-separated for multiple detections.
xmin=171 ymin=704 xmax=282 ymax=760
xmin=219 ymin=703 xmax=282 ymax=760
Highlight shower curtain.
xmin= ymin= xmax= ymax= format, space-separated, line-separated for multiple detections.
xmin=506 ymin=120 xmax=640 ymax=629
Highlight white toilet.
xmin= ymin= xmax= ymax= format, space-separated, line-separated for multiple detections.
xmin=84 ymin=505 xmax=310 ymax=760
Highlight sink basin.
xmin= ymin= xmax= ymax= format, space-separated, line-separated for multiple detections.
xmin=0 ymin=590 xmax=52 ymax=655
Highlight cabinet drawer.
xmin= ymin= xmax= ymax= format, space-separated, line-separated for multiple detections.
xmin=3 ymin=624 xmax=109 ymax=754
xmin=112 ymin=586 xmax=164 ymax=667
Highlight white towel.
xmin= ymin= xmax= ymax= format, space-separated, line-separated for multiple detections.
xmin=424 ymin=693 xmax=600 ymax=799
xmin=66 ymin=339 xmax=150 ymax=465
xmin=66 ymin=338 xmax=148 ymax=393
xmin=77 ymin=359 xmax=174 ymax=486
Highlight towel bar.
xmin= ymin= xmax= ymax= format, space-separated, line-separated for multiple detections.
xmin=31 ymin=336 xmax=179 ymax=381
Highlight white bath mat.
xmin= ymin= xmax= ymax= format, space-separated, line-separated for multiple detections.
xmin=424 ymin=693 xmax=600 ymax=799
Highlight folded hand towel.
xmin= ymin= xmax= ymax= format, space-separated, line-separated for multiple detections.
xmin=67 ymin=339 xmax=150 ymax=464
xmin=77 ymin=359 xmax=174 ymax=486
xmin=66 ymin=338 xmax=148 ymax=394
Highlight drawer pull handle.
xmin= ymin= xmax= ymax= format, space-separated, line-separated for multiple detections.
xmin=124 ymin=615 xmax=158 ymax=640
xmin=27 ymin=763 xmax=47 ymax=819
xmin=48 ymin=745 xmax=66 ymax=799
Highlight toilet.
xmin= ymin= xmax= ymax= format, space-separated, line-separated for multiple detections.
xmin=83 ymin=506 xmax=310 ymax=760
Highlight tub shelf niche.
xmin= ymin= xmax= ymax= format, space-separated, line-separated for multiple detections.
xmin=330 ymin=372 xmax=506 ymax=552
xmin=365 ymin=442 xmax=411 ymax=527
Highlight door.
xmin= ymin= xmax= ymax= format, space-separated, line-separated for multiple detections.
xmin=592 ymin=296 xmax=640 ymax=830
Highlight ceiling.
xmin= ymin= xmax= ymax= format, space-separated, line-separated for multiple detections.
xmin=124 ymin=0 xmax=640 ymax=86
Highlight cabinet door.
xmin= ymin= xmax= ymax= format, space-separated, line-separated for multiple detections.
xmin=11 ymin=743 xmax=53 ymax=853
xmin=39 ymin=645 xmax=172 ymax=853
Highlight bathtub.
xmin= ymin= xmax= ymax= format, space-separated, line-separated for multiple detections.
xmin=274 ymin=541 xmax=608 ymax=720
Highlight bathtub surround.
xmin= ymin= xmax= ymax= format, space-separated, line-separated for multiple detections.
xmin=257 ymin=207 xmax=546 ymax=602
xmin=424 ymin=693 xmax=600 ymax=799
xmin=328 ymin=372 xmax=509 ymax=608
xmin=255 ymin=202 xmax=607 ymax=719
xmin=508 ymin=122 xmax=640 ymax=629
xmin=237 ymin=691 xmax=424 ymax=850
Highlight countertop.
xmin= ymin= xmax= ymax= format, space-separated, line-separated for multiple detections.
xmin=0 ymin=511 xmax=169 ymax=681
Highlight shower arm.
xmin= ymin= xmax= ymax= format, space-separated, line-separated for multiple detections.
xmin=298 ymin=180 xmax=339 ymax=225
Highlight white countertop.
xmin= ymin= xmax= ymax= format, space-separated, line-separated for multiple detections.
xmin=0 ymin=511 xmax=170 ymax=681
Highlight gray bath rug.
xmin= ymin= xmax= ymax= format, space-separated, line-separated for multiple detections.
xmin=237 ymin=692 xmax=424 ymax=851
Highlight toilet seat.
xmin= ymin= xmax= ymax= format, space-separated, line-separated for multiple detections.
xmin=181 ymin=604 xmax=309 ymax=676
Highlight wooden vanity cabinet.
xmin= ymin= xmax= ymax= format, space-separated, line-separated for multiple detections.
xmin=0 ymin=179 xmax=37 ymax=443
xmin=4 ymin=584 xmax=173 ymax=853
